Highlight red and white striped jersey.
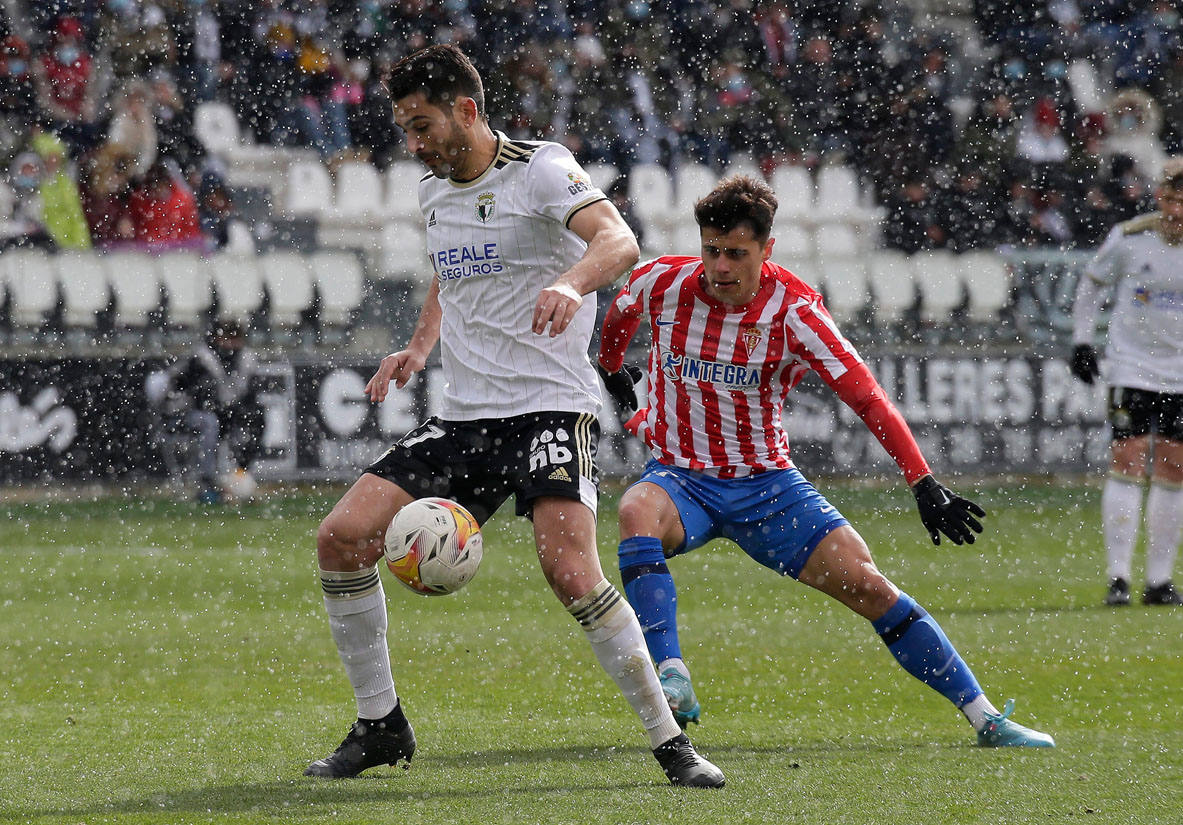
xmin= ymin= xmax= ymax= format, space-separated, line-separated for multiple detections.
xmin=600 ymin=256 xmax=930 ymax=481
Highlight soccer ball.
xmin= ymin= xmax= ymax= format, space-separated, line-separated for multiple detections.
xmin=384 ymin=497 xmax=483 ymax=596
xmin=219 ymin=468 xmax=258 ymax=502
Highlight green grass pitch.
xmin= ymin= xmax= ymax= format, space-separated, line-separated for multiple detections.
xmin=1 ymin=480 xmax=1179 ymax=824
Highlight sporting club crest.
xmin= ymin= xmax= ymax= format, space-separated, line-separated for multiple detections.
xmin=741 ymin=325 xmax=762 ymax=354
xmin=475 ymin=191 xmax=496 ymax=223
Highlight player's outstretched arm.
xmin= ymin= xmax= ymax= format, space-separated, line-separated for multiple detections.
xmin=912 ymin=475 xmax=986 ymax=546
xmin=534 ymin=200 xmax=639 ymax=337
xmin=366 ymin=278 xmax=442 ymax=402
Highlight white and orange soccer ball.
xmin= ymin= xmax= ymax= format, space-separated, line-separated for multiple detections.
xmin=384 ymin=497 xmax=483 ymax=596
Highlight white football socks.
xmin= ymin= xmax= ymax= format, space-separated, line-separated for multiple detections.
xmin=1101 ymin=475 xmax=1143 ymax=582
xmin=321 ymin=566 xmax=397 ymax=720
xmin=1145 ymin=482 xmax=1183 ymax=587
xmin=568 ymin=579 xmax=682 ymax=748
xmin=960 ymin=694 xmax=1002 ymax=732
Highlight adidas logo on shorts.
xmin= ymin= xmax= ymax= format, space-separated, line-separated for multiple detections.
xmin=548 ymin=467 xmax=572 ymax=482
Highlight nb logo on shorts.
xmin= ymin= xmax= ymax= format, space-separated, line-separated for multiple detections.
xmin=530 ymin=427 xmax=573 ymax=473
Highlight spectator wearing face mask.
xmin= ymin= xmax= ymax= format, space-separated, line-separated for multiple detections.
xmin=31 ymin=17 xmax=102 ymax=156
xmin=1104 ymin=88 xmax=1168 ymax=182
xmin=31 ymin=129 xmax=91 ymax=249
xmin=0 ymin=35 xmax=36 ymax=124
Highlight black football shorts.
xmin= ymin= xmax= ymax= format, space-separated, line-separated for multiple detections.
xmin=1108 ymin=387 xmax=1183 ymax=441
xmin=365 ymin=411 xmax=601 ymax=524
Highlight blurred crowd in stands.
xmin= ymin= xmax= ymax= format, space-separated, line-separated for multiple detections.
xmin=0 ymin=0 xmax=1179 ymax=257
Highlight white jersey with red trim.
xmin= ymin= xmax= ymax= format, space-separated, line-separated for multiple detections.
xmin=608 ymin=256 xmax=864 ymax=478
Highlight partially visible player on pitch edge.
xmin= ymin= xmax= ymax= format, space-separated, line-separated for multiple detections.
xmin=1071 ymin=158 xmax=1183 ymax=607
xmin=596 ymin=175 xmax=1055 ymax=747
xmin=304 ymin=44 xmax=724 ymax=788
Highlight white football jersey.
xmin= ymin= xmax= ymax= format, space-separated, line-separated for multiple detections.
xmin=1084 ymin=214 xmax=1183 ymax=393
xmin=418 ymin=132 xmax=608 ymax=420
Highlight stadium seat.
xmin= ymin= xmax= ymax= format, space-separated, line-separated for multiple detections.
xmin=770 ymin=164 xmax=814 ymax=222
xmin=912 ymin=250 xmax=965 ymax=323
xmin=193 ymin=101 xmax=242 ymax=160
xmin=723 ymin=153 xmax=762 ymax=181
xmin=814 ymin=222 xmax=860 ymax=261
xmin=335 ymin=161 xmax=385 ymax=219
xmin=156 ymin=252 xmax=211 ymax=332
xmin=583 ymin=161 xmax=620 ymax=192
xmin=670 ymin=219 xmax=703 ymax=256
xmin=54 ymin=250 xmax=110 ymax=332
xmin=209 ymin=253 xmax=265 ymax=319
xmin=628 ymin=163 xmax=677 ymax=247
xmin=867 ymin=249 xmax=918 ymax=325
xmin=285 ymin=160 xmax=334 ymax=217
xmin=959 ymin=250 xmax=1013 ymax=322
xmin=675 ymin=162 xmax=718 ymax=204
xmin=380 ymin=219 xmax=429 ymax=279
xmin=258 ymin=250 xmax=315 ymax=328
xmin=5 ymin=248 xmax=59 ymax=330
xmin=384 ymin=160 xmax=426 ymax=220
xmin=773 ymin=222 xmax=812 ymax=259
xmin=310 ymin=249 xmax=365 ymax=329
xmin=820 ymin=258 xmax=870 ymax=324
xmin=105 ymin=251 xmax=161 ymax=330
xmin=815 ymin=165 xmax=864 ymax=221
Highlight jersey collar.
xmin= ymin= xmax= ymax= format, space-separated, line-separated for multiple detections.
xmin=447 ymin=131 xmax=505 ymax=189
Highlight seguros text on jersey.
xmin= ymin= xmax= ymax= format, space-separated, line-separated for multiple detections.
xmin=433 ymin=243 xmax=504 ymax=281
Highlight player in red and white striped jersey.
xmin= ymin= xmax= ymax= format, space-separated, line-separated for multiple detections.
xmin=597 ymin=175 xmax=1053 ymax=747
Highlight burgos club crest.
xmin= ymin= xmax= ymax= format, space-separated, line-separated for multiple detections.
xmin=476 ymin=191 xmax=496 ymax=223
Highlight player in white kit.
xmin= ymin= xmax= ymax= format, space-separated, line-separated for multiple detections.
xmin=304 ymin=45 xmax=724 ymax=787
xmin=1071 ymin=158 xmax=1183 ymax=607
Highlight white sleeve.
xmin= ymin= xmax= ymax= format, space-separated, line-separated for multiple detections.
xmin=1071 ymin=271 xmax=1107 ymax=345
xmin=1083 ymin=225 xmax=1123 ymax=286
xmin=525 ymin=143 xmax=607 ymax=228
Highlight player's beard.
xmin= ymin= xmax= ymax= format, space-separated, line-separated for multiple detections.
xmin=429 ymin=120 xmax=474 ymax=180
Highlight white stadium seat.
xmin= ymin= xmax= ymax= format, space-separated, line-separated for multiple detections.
xmin=258 ymin=250 xmax=315 ymax=327
xmin=770 ymin=164 xmax=814 ymax=222
xmin=912 ymin=250 xmax=964 ymax=322
xmin=583 ymin=161 xmax=620 ymax=192
xmin=384 ymin=160 xmax=426 ymax=220
xmin=285 ymin=160 xmax=334 ymax=217
xmin=813 ymin=222 xmax=860 ymax=263
xmin=820 ymin=258 xmax=870 ymax=324
xmin=156 ymin=252 xmax=210 ymax=329
xmin=628 ymin=163 xmax=677 ymax=229
xmin=815 ymin=164 xmax=863 ymax=221
xmin=335 ymin=161 xmax=385 ymax=219
xmin=210 ymin=253 xmax=264 ymax=318
xmin=959 ymin=250 xmax=1012 ymax=322
xmin=105 ymin=251 xmax=161 ymax=328
xmin=310 ymin=249 xmax=365 ymax=328
xmin=867 ymin=249 xmax=917 ymax=324
xmin=380 ymin=219 xmax=429 ymax=279
xmin=675 ymin=162 xmax=717 ymax=204
xmin=193 ymin=101 xmax=242 ymax=160
xmin=773 ymin=222 xmax=812 ymax=259
xmin=54 ymin=250 xmax=110 ymax=330
xmin=6 ymin=248 xmax=59 ymax=328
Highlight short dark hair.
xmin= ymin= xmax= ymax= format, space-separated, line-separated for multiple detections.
xmin=387 ymin=44 xmax=485 ymax=117
xmin=693 ymin=175 xmax=778 ymax=241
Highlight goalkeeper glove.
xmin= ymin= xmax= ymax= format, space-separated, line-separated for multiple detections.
xmin=597 ymin=363 xmax=644 ymax=411
xmin=912 ymin=475 xmax=986 ymax=546
xmin=1070 ymin=344 xmax=1100 ymax=384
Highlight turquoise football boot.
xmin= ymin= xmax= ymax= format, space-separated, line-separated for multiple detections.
xmin=659 ymin=667 xmax=701 ymax=729
xmin=976 ymin=699 xmax=1055 ymax=748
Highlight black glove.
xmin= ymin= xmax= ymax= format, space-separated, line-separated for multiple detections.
xmin=1070 ymin=344 xmax=1100 ymax=385
xmin=597 ymin=363 xmax=643 ymax=411
xmin=912 ymin=475 xmax=986 ymax=546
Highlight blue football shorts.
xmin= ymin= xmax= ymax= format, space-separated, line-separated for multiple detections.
xmin=633 ymin=459 xmax=849 ymax=579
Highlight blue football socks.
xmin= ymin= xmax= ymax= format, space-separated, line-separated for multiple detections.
xmin=618 ymin=536 xmax=682 ymax=663
xmin=871 ymin=591 xmax=983 ymax=707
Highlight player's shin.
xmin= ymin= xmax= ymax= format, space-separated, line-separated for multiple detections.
xmin=618 ymin=536 xmax=682 ymax=663
xmin=569 ymin=578 xmax=682 ymax=748
xmin=871 ymin=591 xmax=987 ymax=719
xmin=321 ymin=566 xmax=398 ymax=720
xmin=1145 ymin=481 xmax=1183 ymax=586
xmin=1102 ymin=474 xmax=1144 ymax=581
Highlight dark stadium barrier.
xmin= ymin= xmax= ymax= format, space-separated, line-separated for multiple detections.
xmin=0 ymin=351 xmax=1108 ymax=485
